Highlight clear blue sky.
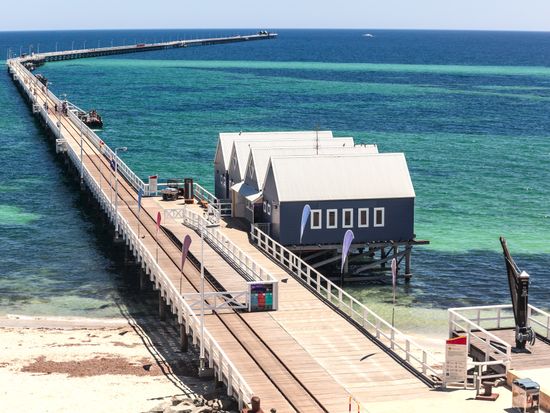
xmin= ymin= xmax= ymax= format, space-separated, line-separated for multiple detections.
xmin=4 ymin=0 xmax=550 ymax=31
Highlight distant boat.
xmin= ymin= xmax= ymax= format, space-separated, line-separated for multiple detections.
xmin=78 ymin=109 xmax=103 ymax=129
xmin=363 ymin=33 xmax=374 ymax=38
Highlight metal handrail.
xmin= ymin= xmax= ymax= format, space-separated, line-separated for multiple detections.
xmin=164 ymin=207 xmax=277 ymax=283
xmin=10 ymin=60 xmax=253 ymax=408
xmin=528 ymin=305 xmax=550 ymax=339
xmin=250 ymin=224 xmax=443 ymax=381
xmin=193 ymin=182 xmax=232 ymax=218
xmin=11 ymin=59 xmax=152 ymax=196
xmin=448 ymin=305 xmax=514 ymax=379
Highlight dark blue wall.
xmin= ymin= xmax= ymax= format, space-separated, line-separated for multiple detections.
xmin=275 ymin=198 xmax=415 ymax=246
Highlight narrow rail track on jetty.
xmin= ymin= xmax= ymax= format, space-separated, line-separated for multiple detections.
xmin=47 ymin=91 xmax=331 ymax=412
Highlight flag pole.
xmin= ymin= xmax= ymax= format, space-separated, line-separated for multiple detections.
xmin=391 ymin=257 xmax=397 ymax=328
xmin=155 ymin=211 xmax=161 ymax=263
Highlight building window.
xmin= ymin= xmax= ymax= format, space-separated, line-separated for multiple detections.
xmin=342 ymin=209 xmax=353 ymax=228
xmin=358 ymin=208 xmax=369 ymax=228
xmin=248 ymin=161 xmax=254 ymax=178
xmin=220 ymin=174 xmax=225 ymax=186
xmin=311 ymin=209 xmax=321 ymax=229
xmin=267 ymin=203 xmax=271 ymax=215
xmin=263 ymin=201 xmax=267 ymax=213
xmin=326 ymin=209 xmax=337 ymax=229
xmin=374 ymin=207 xmax=385 ymax=227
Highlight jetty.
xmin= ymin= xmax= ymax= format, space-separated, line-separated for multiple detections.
xmin=8 ymin=36 xmax=539 ymax=412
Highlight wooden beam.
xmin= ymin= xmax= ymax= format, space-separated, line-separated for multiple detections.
xmin=311 ymin=253 xmax=342 ymax=268
xmin=353 ymin=248 xmax=408 ymax=273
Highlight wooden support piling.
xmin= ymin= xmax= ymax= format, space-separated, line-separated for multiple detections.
xmin=404 ymin=247 xmax=412 ymax=283
xmin=159 ymin=291 xmax=166 ymax=321
xmin=180 ymin=323 xmax=188 ymax=353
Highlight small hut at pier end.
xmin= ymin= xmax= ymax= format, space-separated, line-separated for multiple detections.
xmin=258 ymin=153 xmax=427 ymax=279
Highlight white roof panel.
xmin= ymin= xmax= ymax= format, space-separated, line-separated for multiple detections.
xmin=218 ymin=130 xmax=333 ymax=170
xmin=269 ymin=153 xmax=415 ymax=202
xmin=249 ymin=143 xmax=377 ymax=189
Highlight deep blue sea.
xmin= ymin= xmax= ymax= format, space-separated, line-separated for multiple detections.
xmin=1 ymin=29 xmax=549 ymax=334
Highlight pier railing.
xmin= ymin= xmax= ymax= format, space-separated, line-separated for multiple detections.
xmin=10 ymin=58 xmax=253 ymax=408
xmin=165 ymin=207 xmax=278 ymax=284
xmin=193 ymin=182 xmax=232 ymax=218
xmin=10 ymin=59 xmax=153 ymax=197
xmin=449 ymin=303 xmax=550 ymax=343
xmin=448 ymin=305 xmax=512 ymax=380
xmin=250 ymin=224 xmax=443 ymax=383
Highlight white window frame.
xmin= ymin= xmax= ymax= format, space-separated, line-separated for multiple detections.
xmin=342 ymin=208 xmax=353 ymax=228
xmin=310 ymin=209 xmax=322 ymax=229
xmin=374 ymin=207 xmax=385 ymax=227
xmin=248 ymin=160 xmax=254 ymax=179
xmin=267 ymin=203 xmax=271 ymax=215
xmin=358 ymin=208 xmax=369 ymax=228
xmin=263 ymin=201 xmax=267 ymax=213
xmin=326 ymin=209 xmax=338 ymax=229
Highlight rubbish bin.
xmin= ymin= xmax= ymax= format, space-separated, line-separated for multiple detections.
xmin=184 ymin=178 xmax=194 ymax=200
xmin=512 ymin=378 xmax=540 ymax=412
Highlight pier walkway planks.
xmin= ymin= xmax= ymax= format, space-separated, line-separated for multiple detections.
xmin=9 ymin=53 xmax=438 ymax=412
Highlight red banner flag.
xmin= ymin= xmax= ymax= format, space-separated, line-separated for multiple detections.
xmin=156 ymin=211 xmax=161 ymax=232
xmin=181 ymin=235 xmax=192 ymax=269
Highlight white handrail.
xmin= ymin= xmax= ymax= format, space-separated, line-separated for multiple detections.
xmin=11 ymin=59 xmax=151 ymax=196
xmin=448 ymin=305 xmax=514 ymax=379
xmin=164 ymin=207 xmax=277 ymax=284
xmin=10 ymin=60 xmax=254 ymax=408
xmin=250 ymin=224 xmax=443 ymax=381
xmin=193 ymin=182 xmax=232 ymax=217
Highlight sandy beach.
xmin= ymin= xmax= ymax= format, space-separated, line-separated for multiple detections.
xmin=0 ymin=314 xmax=229 ymax=413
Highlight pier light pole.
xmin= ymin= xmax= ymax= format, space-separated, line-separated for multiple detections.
xmin=83 ymin=40 xmax=86 ymax=49
xmin=199 ymin=221 xmax=219 ymax=371
xmin=55 ymin=42 xmax=58 ymax=52
xmin=71 ymin=41 xmax=75 ymax=50
xmin=114 ymin=147 xmax=128 ymax=237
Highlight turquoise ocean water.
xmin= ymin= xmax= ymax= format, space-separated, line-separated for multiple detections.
xmin=1 ymin=30 xmax=549 ymax=335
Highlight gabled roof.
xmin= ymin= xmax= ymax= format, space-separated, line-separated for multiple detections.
xmin=230 ymin=137 xmax=349 ymax=181
xmin=216 ymin=131 xmax=333 ymax=171
xmin=247 ymin=142 xmax=376 ymax=190
xmin=230 ymin=181 xmax=262 ymax=202
xmin=267 ymin=153 xmax=415 ymax=202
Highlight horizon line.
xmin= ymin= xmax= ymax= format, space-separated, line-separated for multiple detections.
xmin=1 ymin=27 xmax=550 ymax=34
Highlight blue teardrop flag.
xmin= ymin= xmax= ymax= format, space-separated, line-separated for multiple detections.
xmin=299 ymin=204 xmax=311 ymax=244
xmin=341 ymin=229 xmax=355 ymax=274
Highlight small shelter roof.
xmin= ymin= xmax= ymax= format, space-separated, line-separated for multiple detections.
xmin=230 ymin=181 xmax=262 ymax=202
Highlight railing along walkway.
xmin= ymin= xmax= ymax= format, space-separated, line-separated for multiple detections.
xmin=8 ymin=59 xmax=260 ymax=409
xmin=249 ymin=224 xmax=443 ymax=384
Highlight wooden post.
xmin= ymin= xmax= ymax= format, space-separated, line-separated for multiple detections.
xmin=380 ymin=247 xmax=386 ymax=268
xmin=404 ymin=247 xmax=412 ymax=283
xmin=139 ymin=270 xmax=147 ymax=291
xmin=179 ymin=323 xmax=188 ymax=353
xmin=158 ymin=291 xmax=166 ymax=321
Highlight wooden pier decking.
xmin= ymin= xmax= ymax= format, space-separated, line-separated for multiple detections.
xmin=6 ymin=39 xmax=510 ymax=412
